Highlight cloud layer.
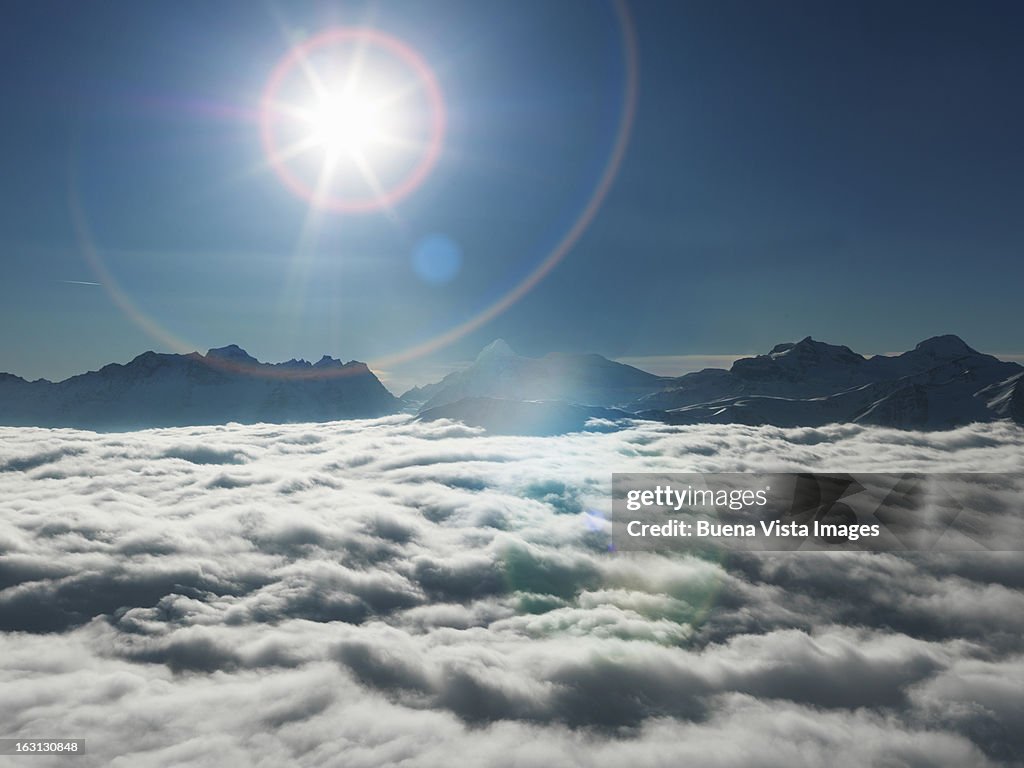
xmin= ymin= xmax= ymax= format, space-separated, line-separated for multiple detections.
xmin=1 ymin=418 xmax=1023 ymax=767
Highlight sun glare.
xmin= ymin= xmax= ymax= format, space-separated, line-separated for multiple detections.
xmin=307 ymin=89 xmax=391 ymax=160
xmin=260 ymin=28 xmax=445 ymax=213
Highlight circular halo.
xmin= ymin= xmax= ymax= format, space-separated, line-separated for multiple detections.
xmin=368 ymin=0 xmax=637 ymax=370
xmin=71 ymin=2 xmax=636 ymax=381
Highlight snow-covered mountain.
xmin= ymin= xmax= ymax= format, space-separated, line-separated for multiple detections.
xmin=409 ymin=335 xmax=1022 ymax=433
xmin=402 ymin=339 xmax=671 ymax=409
xmin=634 ymin=335 xmax=1022 ymax=429
xmin=978 ymin=371 xmax=1024 ymax=423
xmin=2 ymin=335 xmax=1019 ymax=432
xmin=632 ymin=335 xmax=1014 ymax=409
xmin=0 ymin=345 xmax=401 ymax=429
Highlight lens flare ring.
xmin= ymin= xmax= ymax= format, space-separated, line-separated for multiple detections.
xmin=369 ymin=0 xmax=637 ymax=369
xmin=71 ymin=1 xmax=636 ymax=380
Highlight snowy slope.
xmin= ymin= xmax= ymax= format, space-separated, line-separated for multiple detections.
xmin=633 ymin=336 xmax=1022 ymax=429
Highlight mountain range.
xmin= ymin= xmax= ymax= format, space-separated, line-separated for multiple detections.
xmin=633 ymin=335 xmax=1023 ymax=430
xmin=411 ymin=335 xmax=1023 ymax=433
xmin=0 ymin=345 xmax=400 ymax=429
xmin=0 ymin=335 xmax=1020 ymax=432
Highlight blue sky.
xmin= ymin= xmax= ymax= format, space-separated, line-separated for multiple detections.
xmin=1 ymin=0 xmax=1022 ymax=388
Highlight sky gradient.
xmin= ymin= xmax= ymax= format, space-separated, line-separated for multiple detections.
xmin=1 ymin=0 xmax=1021 ymax=387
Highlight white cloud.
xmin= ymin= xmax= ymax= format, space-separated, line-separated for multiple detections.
xmin=1 ymin=418 xmax=1023 ymax=765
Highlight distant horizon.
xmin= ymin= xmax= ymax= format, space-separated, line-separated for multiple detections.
xmin=5 ymin=332 xmax=1023 ymax=396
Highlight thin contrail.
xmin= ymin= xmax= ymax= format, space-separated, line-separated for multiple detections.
xmin=61 ymin=280 xmax=102 ymax=286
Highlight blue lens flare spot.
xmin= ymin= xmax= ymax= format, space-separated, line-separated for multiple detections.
xmin=412 ymin=234 xmax=462 ymax=284
xmin=584 ymin=508 xmax=607 ymax=532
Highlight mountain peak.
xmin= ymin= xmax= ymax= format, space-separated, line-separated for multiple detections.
xmin=912 ymin=335 xmax=977 ymax=358
xmin=205 ymin=345 xmax=259 ymax=365
xmin=476 ymin=339 xmax=516 ymax=361
xmin=760 ymin=336 xmax=863 ymax=364
xmin=313 ymin=355 xmax=343 ymax=369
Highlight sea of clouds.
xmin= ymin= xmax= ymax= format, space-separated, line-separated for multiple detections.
xmin=1 ymin=417 xmax=1023 ymax=767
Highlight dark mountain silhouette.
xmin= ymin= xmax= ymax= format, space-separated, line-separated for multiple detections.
xmin=2 ymin=335 xmax=1020 ymax=432
xmin=411 ymin=335 xmax=1023 ymax=432
xmin=402 ymin=339 xmax=671 ymax=409
xmin=0 ymin=345 xmax=400 ymax=429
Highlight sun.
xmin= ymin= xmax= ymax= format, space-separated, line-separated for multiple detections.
xmin=307 ymin=89 xmax=389 ymax=160
xmin=259 ymin=28 xmax=445 ymax=213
